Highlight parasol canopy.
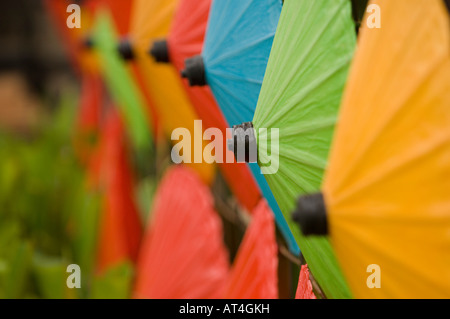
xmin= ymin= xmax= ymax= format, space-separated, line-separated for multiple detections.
xmin=222 ymin=200 xmax=278 ymax=299
xmin=293 ymin=0 xmax=450 ymax=298
xmin=149 ymin=0 xmax=260 ymax=212
xmin=295 ymin=265 xmax=316 ymax=299
xmin=91 ymin=9 xmax=152 ymax=152
xmin=74 ymin=72 xmax=103 ymax=164
xmin=94 ymin=109 xmax=142 ymax=274
xmin=134 ymin=166 xmax=229 ymax=299
xmin=249 ymin=0 xmax=356 ymax=299
xmin=128 ymin=0 xmax=215 ymax=184
xmin=96 ymin=0 xmax=132 ymax=37
xmin=181 ymin=0 xmax=298 ymax=254
xmin=92 ymin=0 xmax=160 ymax=136
xmin=197 ymin=0 xmax=283 ymax=125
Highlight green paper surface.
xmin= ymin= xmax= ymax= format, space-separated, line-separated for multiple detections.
xmin=253 ymin=0 xmax=356 ymax=299
xmin=92 ymin=10 xmax=152 ymax=152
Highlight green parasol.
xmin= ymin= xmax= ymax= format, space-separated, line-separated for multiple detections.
xmin=91 ymin=10 xmax=152 ymax=152
xmin=251 ymin=0 xmax=356 ymax=298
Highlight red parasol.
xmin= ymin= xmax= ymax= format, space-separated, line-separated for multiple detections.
xmin=95 ymin=109 xmax=143 ymax=273
xmin=295 ymin=265 xmax=316 ymax=299
xmin=74 ymin=72 xmax=103 ymax=164
xmin=222 ymin=200 xmax=278 ymax=299
xmin=134 ymin=166 xmax=230 ymax=298
xmin=161 ymin=0 xmax=260 ymax=212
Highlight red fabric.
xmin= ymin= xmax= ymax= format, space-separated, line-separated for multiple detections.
xmin=94 ymin=1 xmax=161 ymax=139
xmin=134 ymin=166 xmax=230 ymax=299
xmin=222 ymin=200 xmax=278 ymax=299
xmin=77 ymin=73 xmax=102 ymax=133
xmin=74 ymin=72 xmax=103 ymax=164
xmin=167 ymin=0 xmax=261 ymax=212
xmin=295 ymin=265 xmax=317 ymax=299
xmin=95 ymin=0 xmax=132 ymax=36
xmin=95 ymin=109 xmax=142 ymax=273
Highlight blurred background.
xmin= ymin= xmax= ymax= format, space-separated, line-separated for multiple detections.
xmin=0 ymin=0 xmax=302 ymax=299
xmin=5 ymin=0 xmax=446 ymax=300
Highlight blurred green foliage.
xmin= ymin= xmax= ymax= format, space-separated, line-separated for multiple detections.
xmin=0 ymin=92 xmax=136 ymax=298
xmin=91 ymin=262 xmax=134 ymax=299
xmin=0 ymin=93 xmax=95 ymax=298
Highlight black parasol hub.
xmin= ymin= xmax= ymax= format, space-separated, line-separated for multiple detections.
xmin=445 ymin=0 xmax=450 ymax=14
xmin=117 ymin=37 xmax=135 ymax=61
xmin=149 ymin=39 xmax=170 ymax=63
xmin=82 ymin=36 xmax=94 ymax=50
xmin=227 ymin=122 xmax=258 ymax=163
xmin=181 ymin=55 xmax=207 ymax=86
xmin=292 ymin=192 xmax=329 ymax=236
